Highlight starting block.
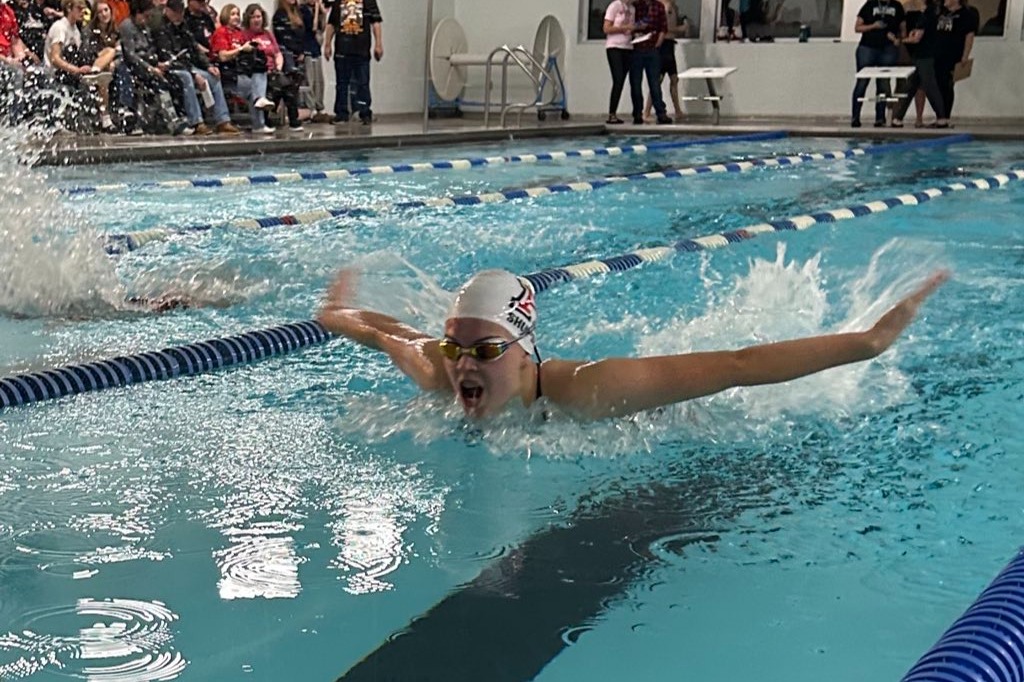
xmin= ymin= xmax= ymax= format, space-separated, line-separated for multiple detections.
xmin=679 ymin=67 xmax=737 ymax=125
xmin=855 ymin=66 xmax=916 ymax=103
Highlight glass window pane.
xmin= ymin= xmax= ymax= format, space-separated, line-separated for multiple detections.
xmin=718 ymin=0 xmax=843 ymax=39
xmin=587 ymin=0 xmax=614 ymax=40
xmin=974 ymin=0 xmax=1006 ymax=36
xmin=585 ymin=0 xmax=701 ymax=41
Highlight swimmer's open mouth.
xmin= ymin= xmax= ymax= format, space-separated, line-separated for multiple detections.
xmin=460 ymin=383 xmax=483 ymax=402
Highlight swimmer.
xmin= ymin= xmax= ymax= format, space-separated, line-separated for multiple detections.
xmin=317 ymin=268 xmax=949 ymax=420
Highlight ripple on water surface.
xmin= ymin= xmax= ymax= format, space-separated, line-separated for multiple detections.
xmin=0 ymin=597 xmax=186 ymax=680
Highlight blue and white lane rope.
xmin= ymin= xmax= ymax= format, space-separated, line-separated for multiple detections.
xmin=102 ymin=135 xmax=971 ymax=255
xmin=521 ymin=168 xmax=1024 ymax=292
xmin=0 ymin=321 xmax=330 ymax=410
xmin=902 ymin=548 xmax=1024 ymax=682
xmin=4 ymin=165 xmax=1019 ymax=411
xmin=62 ymin=131 xmax=786 ymax=195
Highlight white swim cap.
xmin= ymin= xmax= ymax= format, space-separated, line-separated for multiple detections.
xmin=447 ymin=269 xmax=537 ymax=356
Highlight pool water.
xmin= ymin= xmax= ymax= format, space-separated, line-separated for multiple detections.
xmin=1 ymin=132 xmax=1022 ymax=681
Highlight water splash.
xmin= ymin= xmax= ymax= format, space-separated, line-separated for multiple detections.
xmin=0 ymin=128 xmax=127 ymax=318
xmin=333 ymin=240 xmax=949 ymax=455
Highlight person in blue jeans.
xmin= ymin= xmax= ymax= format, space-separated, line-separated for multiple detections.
xmin=629 ymin=0 xmax=671 ymax=125
xmin=851 ymin=0 xmax=905 ymax=127
xmin=322 ymin=0 xmax=381 ymax=125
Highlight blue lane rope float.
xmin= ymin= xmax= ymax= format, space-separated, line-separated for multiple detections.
xmin=102 ymin=135 xmax=971 ymax=255
xmin=4 ymin=164 xmax=1019 ymax=411
xmin=0 ymin=321 xmax=330 ymax=410
xmin=902 ymin=548 xmax=1024 ymax=682
xmin=61 ymin=131 xmax=786 ymax=195
xmin=522 ymin=168 xmax=1024 ymax=293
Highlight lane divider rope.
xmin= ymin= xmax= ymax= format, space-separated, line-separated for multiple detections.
xmin=103 ymin=135 xmax=970 ymax=255
xmin=522 ymin=168 xmax=1024 ymax=292
xmin=4 ymin=163 xmax=1017 ymax=411
xmin=62 ymin=131 xmax=786 ymax=195
xmin=901 ymin=547 xmax=1024 ymax=682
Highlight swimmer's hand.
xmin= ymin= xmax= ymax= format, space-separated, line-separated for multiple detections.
xmin=317 ymin=269 xmax=449 ymax=391
xmin=862 ymin=269 xmax=949 ymax=355
xmin=324 ymin=267 xmax=359 ymax=311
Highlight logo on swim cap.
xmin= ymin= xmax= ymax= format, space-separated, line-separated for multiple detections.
xmin=447 ymin=269 xmax=537 ymax=356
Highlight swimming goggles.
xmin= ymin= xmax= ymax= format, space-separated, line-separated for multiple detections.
xmin=438 ymin=330 xmax=532 ymax=362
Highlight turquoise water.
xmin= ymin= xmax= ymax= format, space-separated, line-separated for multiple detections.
xmin=1 ymin=134 xmax=1023 ymax=681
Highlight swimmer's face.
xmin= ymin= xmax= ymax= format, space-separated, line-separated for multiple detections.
xmin=442 ymin=318 xmax=529 ymax=420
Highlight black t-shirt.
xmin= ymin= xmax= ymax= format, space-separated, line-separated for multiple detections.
xmin=184 ymin=9 xmax=214 ymax=50
xmin=906 ymin=5 xmax=939 ymax=58
xmin=857 ymin=0 xmax=905 ymax=49
xmin=327 ymin=0 xmax=381 ymax=57
xmin=935 ymin=4 xmax=978 ymax=64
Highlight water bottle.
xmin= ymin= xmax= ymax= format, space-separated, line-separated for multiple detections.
xmin=199 ymin=82 xmax=215 ymax=109
xmin=798 ymin=24 xmax=810 ymax=41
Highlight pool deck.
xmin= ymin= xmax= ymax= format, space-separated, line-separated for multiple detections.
xmin=30 ymin=113 xmax=1024 ymax=165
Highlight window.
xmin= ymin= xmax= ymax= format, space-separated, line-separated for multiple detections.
xmin=975 ymin=0 xmax=1006 ymax=36
xmin=718 ymin=0 xmax=843 ymax=39
xmin=583 ymin=0 xmax=702 ymax=41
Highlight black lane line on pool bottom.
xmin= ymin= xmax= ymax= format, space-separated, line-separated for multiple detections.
xmin=335 ymin=458 xmax=783 ymax=682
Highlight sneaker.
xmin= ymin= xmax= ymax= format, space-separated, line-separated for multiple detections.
xmin=873 ymin=120 xmax=886 ymax=128
xmin=126 ymin=125 xmax=144 ymax=136
xmin=193 ymin=122 xmax=213 ymax=135
xmin=359 ymin=118 xmax=371 ymax=126
xmin=851 ymin=120 xmax=862 ymax=128
xmin=332 ymin=116 xmax=349 ymax=124
xmin=632 ymin=117 xmax=644 ymax=125
xmin=254 ymin=96 xmax=276 ymax=111
xmin=100 ymin=121 xmax=117 ymax=134
xmin=82 ymin=71 xmax=113 ymax=86
xmin=606 ymin=115 xmax=624 ymax=124
xmin=288 ymin=124 xmax=304 ymax=132
xmin=253 ymin=125 xmax=276 ymax=134
xmin=656 ymin=115 xmax=673 ymax=125
xmin=215 ymin=121 xmax=241 ymax=135
xmin=172 ymin=119 xmax=193 ymax=136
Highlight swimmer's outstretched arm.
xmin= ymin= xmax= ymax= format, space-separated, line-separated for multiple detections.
xmin=317 ymin=270 xmax=450 ymax=391
xmin=546 ymin=271 xmax=949 ymax=419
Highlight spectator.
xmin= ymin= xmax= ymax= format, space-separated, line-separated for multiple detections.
xmin=1 ymin=0 xmax=38 ymax=122
xmin=850 ymin=0 xmax=905 ymax=127
xmin=45 ymin=0 xmax=117 ymax=132
xmin=644 ymin=0 xmax=686 ymax=121
xmin=210 ymin=2 xmax=276 ymax=133
xmin=322 ymin=0 xmax=381 ymax=125
xmin=118 ymin=0 xmax=191 ymax=134
xmin=298 ymin=0 xmax=327 ymax=122
xmin=242 ymin=2 xmax=301 ymax=130
xmin=271 ymin=0 xmax=301 ymax=69
xmin=629 ymin=0 xmax=671 ymax=125
xmin=106 ymin=0 xmax=127 ymax=25
xmin=86 ymin=0 xmax=142 ymax=133
xmin=602 ymin=0 xmax=634 ymax=125
xmin=934 ymin=0 xmax=977 ymax=122
xmin=11 ymin=0 xmax=46 ymax=59
xmin=891 ymin=0 xmax=948 ymax=128
xmin=154 ymin=0 xmax=240 ymax=134
xmin=182 ymin=0 xmax=210 ymax=55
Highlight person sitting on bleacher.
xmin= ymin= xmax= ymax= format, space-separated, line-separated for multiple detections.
xmin=84 ymin=0 xmax=141 ymax=133
xmin=1 ymin=0 xmax=39 ymax=122
xmin=45 ymin=0 xmax=118 ymax=132
xmin=10 ymin=0 xmax=45 ymax=60
xmin=118 ymin=0 xmax=190 ymax=134
xmin=153 ymin=0 xmax=239 ymax=134
xmin=209 ymin=1 xmax=276 ymax=133
xmin=242 ymin=2 xmax=301 ymax=131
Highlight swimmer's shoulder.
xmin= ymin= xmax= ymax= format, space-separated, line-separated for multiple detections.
xmin=538 ymin=358 xmax=588 ymax=405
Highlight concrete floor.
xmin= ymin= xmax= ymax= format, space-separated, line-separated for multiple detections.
xmin=29 ymin=112 xmax=1024 ymax=165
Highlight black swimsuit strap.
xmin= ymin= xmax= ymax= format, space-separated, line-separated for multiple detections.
xmin=535 ymin=362 xmax=543 ymax=400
